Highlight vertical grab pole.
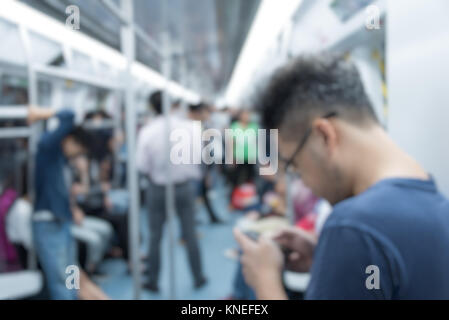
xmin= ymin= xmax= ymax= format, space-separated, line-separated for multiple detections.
xmin=112 ymin=91 xmax=122 ymax=188
xmin=120 ymin=0 xmax=141 ymax=300
xmin=285 ymin=168 xmax=295 ymax=225
xmin=179 ymin=1 xmax=188 ymax=114
xmin=19 ymin=25 xmax=38 ymax=270
xmin=161 ymin=1 xmax=177 ymax=300
xmin=162 ymin=57 xmax=177 ymax=300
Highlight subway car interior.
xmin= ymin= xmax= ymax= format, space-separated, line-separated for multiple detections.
xmin=1 ymin=0 xmax=449 ymax=301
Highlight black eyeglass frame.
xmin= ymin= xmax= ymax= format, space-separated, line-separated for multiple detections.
xmin=281 ymin=111 xmax=338 ymax=172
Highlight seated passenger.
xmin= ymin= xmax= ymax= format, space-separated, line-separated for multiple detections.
xmin=70 ymin=155 xmax=129 ymax=262
xmin=70 ymin=205 xmax=113 ymax=275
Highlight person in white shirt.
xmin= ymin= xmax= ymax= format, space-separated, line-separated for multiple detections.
xmin=136 ymin=91 xmax=207 ymax=292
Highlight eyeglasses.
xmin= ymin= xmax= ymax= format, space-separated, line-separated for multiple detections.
xmin=280 ymin=111 xmax=338 ymax=173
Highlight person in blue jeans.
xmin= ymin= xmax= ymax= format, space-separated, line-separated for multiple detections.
xmin=235 ymin=54 xmax=449 ymax=300
xmin=28 ymin=106 xmax=91 ymax=300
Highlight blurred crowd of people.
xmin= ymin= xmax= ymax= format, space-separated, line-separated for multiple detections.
xmin=2 ymin=53 xmax=449 ymax=301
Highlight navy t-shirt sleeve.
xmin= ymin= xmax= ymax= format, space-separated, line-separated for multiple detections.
xmin=305 ymin=225 xmax=396 ymax=300
xmin=39 ymin=110 xmax=75 ymax=150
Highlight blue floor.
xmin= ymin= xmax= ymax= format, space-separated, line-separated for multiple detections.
xmin=96 ymin=181 xmax=240 ymax=300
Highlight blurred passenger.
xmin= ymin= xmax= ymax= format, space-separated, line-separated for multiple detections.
xmin=68 ymin=156 xmax=113 ymax=274
xmin=171 ymin=99 xmax=185 ymax=118
xmin=209 ymin=106 xmax=231 ymax=134
xmin=235 ymin=54 xmax=449 ymax=300
xmin=70 ymin=205 xmax=113 ymax=274
xmin=71 ymin=154 xmax=129 ymax=263
xmin=227 ymin=110 xmax=259 ymax=190
xmin=0 ymin=187 xmax=21 ymax=272
xmin=83 ymin=110 xmax=115 ymax=184
xmin=188 ymin=102 xmax=222 ymax=224
xmin=208 ymin=106 xmax=232 ymax=189
xmin=28 ymin=106 xmax=90 ymax=300
xmin=136 ymin=91 xmax=207 ymax=292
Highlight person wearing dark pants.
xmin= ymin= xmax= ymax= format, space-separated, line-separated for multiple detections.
xmin=200 ymin=173 xmax=222 ymax=224
xmin=147 ymin=181 xmax=206 ymax=291
xmin=188 ymin=102 xmax=222 ymax=224
xmin=136 ymin=91 xmax=207 ymax=292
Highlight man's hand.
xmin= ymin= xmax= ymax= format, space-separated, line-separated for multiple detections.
xmin=273 ymin=227 xmax=317 ymax=273
xmin=72 ymin=206 xmax=85 ymax=226
xmin=233 ymin=228 xmax=287 ymax=300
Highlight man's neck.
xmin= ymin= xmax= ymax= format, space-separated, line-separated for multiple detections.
xmin=351 ymin=127 xmax=429 ymax=196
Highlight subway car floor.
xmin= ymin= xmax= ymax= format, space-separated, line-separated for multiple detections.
xmin=96 ymin=181 xmax=238 ymax=300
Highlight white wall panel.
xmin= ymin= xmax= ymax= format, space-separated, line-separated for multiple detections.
xmin=387 ymin=0 xmax=449 ymax=196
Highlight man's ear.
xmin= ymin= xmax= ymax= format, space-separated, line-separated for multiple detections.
xmin=312 ymin=118 xmax=338 ymax=156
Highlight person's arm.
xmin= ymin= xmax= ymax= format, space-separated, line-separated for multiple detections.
xmin=35 ymin=108 xmax=75 ymax=150
xmin=255 ymin=273 xmax=288 ymax=300
xmin=136 ymin=126 xmax=155 ymax=175
xmin=27 ymin=105 xmax=56 ymax=124
xmin=71 ymin=205 xmax=85 ymax=226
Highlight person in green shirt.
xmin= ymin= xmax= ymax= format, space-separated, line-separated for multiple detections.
xmin=229 ymin=110 xmax=259 ymax=188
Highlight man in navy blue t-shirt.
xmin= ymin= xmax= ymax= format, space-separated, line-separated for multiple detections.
xmin=28 ymin=106 xmax=90 ymax=300
xmin=234 ymin=54 xmax=449 ymax=299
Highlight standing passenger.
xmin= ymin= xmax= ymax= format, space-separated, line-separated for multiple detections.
xmin=188 ymin=103 xmax=222 ymax=224
xmin=136 ymin=91 xmax=207 ymax=292
xmin=29 ymin=106 xmax=90 ymax=300
xmin=235 ymin=54 xmax=449 ymax=300
xmin=228 ymin=110 xmax=259 ymax=189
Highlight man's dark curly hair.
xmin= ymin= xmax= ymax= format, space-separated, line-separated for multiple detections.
xmin=256 ymin=53 xmax=378 ymax=141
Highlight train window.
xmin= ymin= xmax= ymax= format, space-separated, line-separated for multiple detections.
xmin=19 ymin=0 xmax=121 ymax=50
xmin=133 ymin=0 xmax=163 ymax=75
xmin=135 ymin=40 xmax=162 ymax=74
xmin=0 ymin=18 xmax=27 ymax=66
xmin=64 ymin=0 xmax=122 ymax=49
xmin=36 ymin=80 xmax=52 ymax=107
xmin=29 ymin=31 xmax=66 ymax=68
xmin=97 ymin=62 xmax=119 ymax=81
xmin=0 ymin=75 xmax=28 ymax=105
xmin=72 ymin=50 xmax=94 ymax=75
xmin=330 ymin=0 xmax=376 ymax=22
